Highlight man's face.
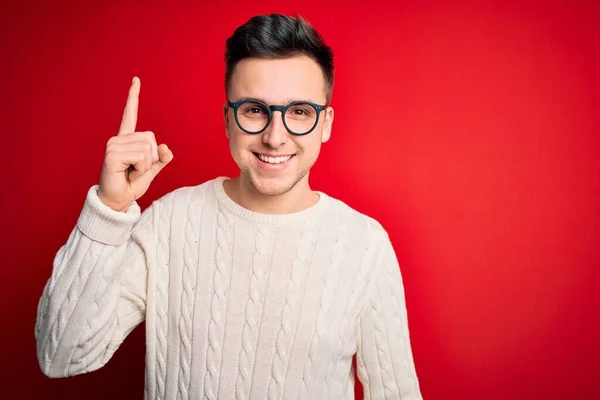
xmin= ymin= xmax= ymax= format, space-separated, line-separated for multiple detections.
xmin=225 ymin=55 xmax=334 ymax=196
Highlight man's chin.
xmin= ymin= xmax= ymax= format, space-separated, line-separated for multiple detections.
xmin=245 ymin=171 xmax=301 ymax=197
xmin=253 ymin=179 xmax=295 ymax=197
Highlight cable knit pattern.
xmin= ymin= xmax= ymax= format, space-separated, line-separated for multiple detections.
xmin=44 ymin=241 xmax=100 ymax=369
xmin=371 ymin=290 xmax=398 ymax=398
xmin=381 ymin=243 xmax=422 ymax=397
xmin=235 ymin=224 xmax=272 ymax=399
xmin=357 ymin=235 xmax=423 ymax=399
xmin=203 ymin=204 xmax=233 ymax=400
xmin=267 ymin=219 xmax=318 ymax=400
xmin=386 ymin=256 xmax=417 ymax=390
xmin=46 ymin=229 xmax=81 ymax=298
xmin=177 ymin=188 xmax=205 ymax=399
xmin=325 ymin=219 xmax=381 ymax=397
xmin=70 ymin=251 xmax=118 ymax=374
xmin=35 ymin=177 xmax=423 ymax=400
xmin=35 ymin=230 xmax=78 ymax=362
xmin=155 ymin=196 xmax=172 ymax=399
xmin=298 ymin=205 xmax=352 ymax=399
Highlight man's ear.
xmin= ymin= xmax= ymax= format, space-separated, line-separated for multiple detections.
xmin=224 ymin=104 xmax=230 ymax=138
xmin=321 ymin=106 xmax=334 ymax=143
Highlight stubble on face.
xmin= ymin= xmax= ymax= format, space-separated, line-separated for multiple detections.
xmin=239 ymin=151 xmax=315 ymax=197
xmin=227 ymin=55 xmax=330 ymax=199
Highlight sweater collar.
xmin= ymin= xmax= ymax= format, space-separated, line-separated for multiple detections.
xmin=212 ymin=176 xmax=330 ymax=225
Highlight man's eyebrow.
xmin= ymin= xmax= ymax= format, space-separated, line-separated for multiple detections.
xmin=234 ymin=96 xmax=317 ymax=104
xmin=236 ymin=96 xmax=264 ymax=103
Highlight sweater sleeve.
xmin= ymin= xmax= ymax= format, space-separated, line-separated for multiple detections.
xmin=356 ymin=234 xmax=423 ymax=399
xmin=35 ymin=185 xmax=158 ymax=378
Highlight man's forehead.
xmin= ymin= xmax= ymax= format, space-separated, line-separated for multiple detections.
xmin=229 ymin=56 xmax=327 ymax=103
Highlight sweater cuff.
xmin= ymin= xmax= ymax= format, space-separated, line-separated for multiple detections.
xmin=77 ymin=185 xmax=141 ymax=246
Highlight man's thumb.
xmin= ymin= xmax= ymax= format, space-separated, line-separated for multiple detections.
xmin=155 ymin=144 xmax=174 ymax=169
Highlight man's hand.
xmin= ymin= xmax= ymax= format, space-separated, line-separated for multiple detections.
xmin=97 ymin=77 xmax=174 ymax=212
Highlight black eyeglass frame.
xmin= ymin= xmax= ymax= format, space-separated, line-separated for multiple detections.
xmin=227 ymin=99 xmax=326 ymax=136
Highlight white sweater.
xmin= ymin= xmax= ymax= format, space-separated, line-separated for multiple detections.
xmin=35 ymin=176 xmax=423 ymax=400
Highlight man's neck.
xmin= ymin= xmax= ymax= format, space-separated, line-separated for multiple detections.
xmin=223 ymin=175 xmax=319 ymax=215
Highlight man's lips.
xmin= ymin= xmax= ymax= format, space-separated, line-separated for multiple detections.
xmin=253 ymin=152 xmax=295 ymax=165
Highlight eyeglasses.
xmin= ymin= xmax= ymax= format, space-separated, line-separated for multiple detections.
xmin=227 ymin=99 xmax=326 ymax=136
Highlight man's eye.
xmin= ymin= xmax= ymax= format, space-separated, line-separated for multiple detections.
xmin=249 ymin=107 xmax=263 ymax=114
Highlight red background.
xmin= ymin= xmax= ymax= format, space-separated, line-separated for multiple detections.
xmin=1 ymin=1 xmax=599 ymax=399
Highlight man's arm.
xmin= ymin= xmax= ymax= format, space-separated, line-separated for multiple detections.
xmin=356 ymin=233 xmax=423 ymax=399
xmin=35 ymin=185 xmax=155 ymax=378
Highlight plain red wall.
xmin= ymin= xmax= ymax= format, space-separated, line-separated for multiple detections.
xmin=1 ymin=1 xmax=599 ymax=399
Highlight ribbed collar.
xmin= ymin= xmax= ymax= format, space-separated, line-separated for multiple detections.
xmin=212 ymin=176 xmax=330 ymax=225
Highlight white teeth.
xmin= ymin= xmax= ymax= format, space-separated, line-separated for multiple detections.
xmin=257 ymin=154 xmax=292 ymax=164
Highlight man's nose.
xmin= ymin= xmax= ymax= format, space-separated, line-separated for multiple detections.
xmin=262 ymin=111 xmax=288 ymax=148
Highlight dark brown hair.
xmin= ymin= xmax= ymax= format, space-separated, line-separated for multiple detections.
xmin=225 ymin=13 xmax=334 ymax=104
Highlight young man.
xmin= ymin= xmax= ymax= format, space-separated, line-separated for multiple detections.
xmin=35 ymin=13 xmax=423 ymax=400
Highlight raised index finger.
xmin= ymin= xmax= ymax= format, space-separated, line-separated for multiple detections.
xmin=118 ymin=77 xmax=140 ymax=135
